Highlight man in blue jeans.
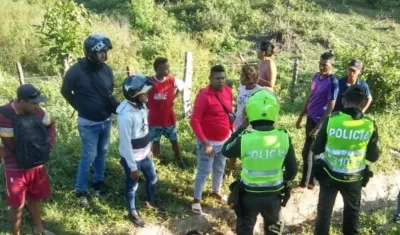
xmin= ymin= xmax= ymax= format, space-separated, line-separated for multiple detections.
xmin=61 ymin=34 xmax=117 ymax=206
xmin=117 ymin=74 xmax=164 ymax=227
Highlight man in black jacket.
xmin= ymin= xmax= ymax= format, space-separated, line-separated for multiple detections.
xmin=61 ymin=34 xmax=117 ymax=207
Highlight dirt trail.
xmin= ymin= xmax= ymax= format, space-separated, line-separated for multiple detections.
xmin=135 ymin=170 xmax=400 ymax=234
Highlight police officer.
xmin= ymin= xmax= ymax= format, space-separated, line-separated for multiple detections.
xmin=222 ymin=89 xmax=298 ymax=235
xmin=312 ymin=84 xmax=380 ymax=235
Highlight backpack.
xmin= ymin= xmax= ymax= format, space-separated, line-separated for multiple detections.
xmin=0 ymin=107 xmax=51 ymax=169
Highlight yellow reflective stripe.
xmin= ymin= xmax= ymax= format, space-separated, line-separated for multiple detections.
xmin=0 ymin=138 xmax=3 ymax=147
xmin=242 ymin=178 xmax=283 ymax=187
xmin=321 ymin=156 xmax=365 ymax=174
xmin=242 ymin=166 xmax=280 ymax=176
xmin=0 ymin=127 xmax=13 ymax=137
xmin=42 ymin=113 xmax=51 ymax=126
xmin=325 ymin=146 xmax=366 ymax=156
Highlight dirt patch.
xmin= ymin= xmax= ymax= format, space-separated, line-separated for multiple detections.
xmin=135 ymin=170 xmax=400 ymax=234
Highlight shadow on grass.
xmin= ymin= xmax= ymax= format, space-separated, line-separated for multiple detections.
xmin=285 ymin=198 xmax=397 ymax=235
xmin=312 ymin=0 xmax=400 ymax=23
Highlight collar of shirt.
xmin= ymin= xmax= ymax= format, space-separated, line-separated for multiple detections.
xmin=342 ymin=107 xmax=363 ymax=120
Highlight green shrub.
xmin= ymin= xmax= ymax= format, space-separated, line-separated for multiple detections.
xmin=39 ymin=0 xmax=91 ymax=75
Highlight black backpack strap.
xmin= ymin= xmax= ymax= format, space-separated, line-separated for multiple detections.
xmin=0 ymin=107 xmax=18 ymax=122
xmin=214 ymin=94 xmax=230 ymax=115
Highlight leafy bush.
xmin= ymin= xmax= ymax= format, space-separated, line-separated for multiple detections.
xmin=39 ymin=0 xmax=91 ymax=75
xmin=335 ymin=42 xmax=400 ymax=112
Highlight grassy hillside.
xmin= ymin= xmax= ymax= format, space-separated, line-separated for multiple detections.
xmin=0 ymin=0 xmax=400 ymax=234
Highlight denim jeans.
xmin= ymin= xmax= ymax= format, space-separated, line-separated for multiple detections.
xmin=75 ymin=120 xmax=111 ymax=192
xmin=120 ymin=156 xmax=157 ymax=215
xmin=193 ymin=140 xmax=227 ymax=200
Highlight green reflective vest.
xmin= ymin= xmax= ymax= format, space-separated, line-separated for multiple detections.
xmin=240 ymin=128 xmax=289 ymax=192
xmin=322 ymin=112 xmax=374 ymax=182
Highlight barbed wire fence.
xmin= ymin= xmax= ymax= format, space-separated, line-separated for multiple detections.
xmin=1 ymin=52 xmax=347 ymax=118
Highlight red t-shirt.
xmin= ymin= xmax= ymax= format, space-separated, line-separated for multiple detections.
xmin=147 ymin=75 xmax=177 ymax=127
xmin=190 ymin=85 xmax=233 ymax=142
xmin=0 ymin=101 xmax=56 ymax=171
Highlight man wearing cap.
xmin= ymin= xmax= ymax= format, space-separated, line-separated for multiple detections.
xmin=334 ymin=59 xmax=372 ymax=113
xmin=0 ymin=84 xmax=56 ymax=235
xmin=222 ymin=89 xmax=298 ymax=235
xmin=312 ymin=84 xmax=380 ymax=235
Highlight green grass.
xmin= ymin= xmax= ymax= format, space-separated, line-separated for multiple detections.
xmin=0 ymin=77 xmax=399 ymax=234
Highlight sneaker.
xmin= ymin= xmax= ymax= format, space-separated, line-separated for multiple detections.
xmin=145 ymin=201 xmax=166 ymax=213
xmin=128 ymin=213 xmax=145 ymax=227
xmin=76 ymin=191 xmax=89 ymax=207
xmin=33 ymin=229 xmax=55 ymax=235
xmin=92 ymin=181 xmax=109 ymax=195
xmin=176 ymin=158 xmax=187 ymax=169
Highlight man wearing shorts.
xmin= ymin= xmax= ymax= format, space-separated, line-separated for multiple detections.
xmin=147 ymin=57 xmax=186 ymax=169
xmin=0 ymin=84 xmax=56 ymax=235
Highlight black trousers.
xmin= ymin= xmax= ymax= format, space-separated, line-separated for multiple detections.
xmin=236 ymin=192 xmax=283 ymax=235
xmin=300 ymin=116 xmax=317 ymax=187
xmin=314 ymin=179 xmax=363 ymax=235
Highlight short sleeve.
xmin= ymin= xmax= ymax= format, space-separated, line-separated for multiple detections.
xmin=329 ymin=76 xmax=339 ymax=100
xmin=174 ymin=77 xmax=185 ymax=92
xmin=363 ymin=81 xmax=371 ymax=97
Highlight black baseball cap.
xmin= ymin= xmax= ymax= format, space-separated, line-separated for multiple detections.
xmin=17 ymin=84 xmax=47 ymax=103
xmin=348 ymin=59 xmax=363 ymax=72
xmin=344 ymin=84 xmax=367 ymax=98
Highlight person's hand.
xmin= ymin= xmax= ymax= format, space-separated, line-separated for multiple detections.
xmin=296 ymin=117 xmax=303 ymax=129
xmin=203 ymin=142 xmax=214 ymax=157
xmin=130 ymin=171 xmax=139 ymax=181
xmin=309 ymin=126 xmax=320 ymax=138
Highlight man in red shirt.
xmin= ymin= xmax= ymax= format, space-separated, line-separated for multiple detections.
xmin=147 ymin=57 xmax=186 ymax=169
xmin=190 ymin=65 xmax=234 ymax=214
xmin=0 ymin=84 xmax=56 ymax=235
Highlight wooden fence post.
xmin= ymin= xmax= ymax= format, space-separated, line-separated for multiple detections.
xmin=126 ymin=66 xmax=134 ymax=76
xmin=182 ymin=51 xmax=193 ymax=118
xmin=290 ymin=58 xmax=299 ymax=97
xmin=16 ymin=62 xmax=25 ymax=85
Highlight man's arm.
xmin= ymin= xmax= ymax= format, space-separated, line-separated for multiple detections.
xmin=362 ymin=96 xmax=372 ymax=113
xmin=173 ymin=77 xmax=185 ymax=100
xmin=311 ymin=118 xmax=329 ymax=155
xmin=190 ymin=92 xmax=208 ymax=144
xmin=118 ymin=114 xmax=138 ymax=172
xmin=362 ymin=84 xmax=372 ymax=113
xmin=44 ymin=113 xmax=56 ymax=148
xmin=283 ymin=136 xmax=298 ymax=181
xmin=366 ymin=122 xmax=379 ymax=162
xmin=61 ymin=68 xmax=77 ymax=109
xmin=109 ymin=66 xmax=115 ymax=92
xmin=222 ymin=126 xmax=247 ymax=158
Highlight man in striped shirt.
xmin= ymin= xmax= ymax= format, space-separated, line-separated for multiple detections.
xmin=0 ymin=84 xmax=56 ymax=235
